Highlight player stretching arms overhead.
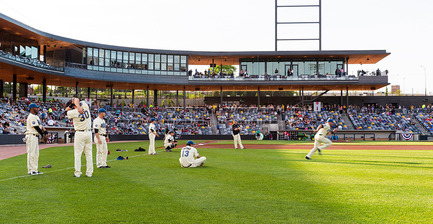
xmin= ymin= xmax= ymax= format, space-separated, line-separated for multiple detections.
xmin=306 ymin=119 xmax=338 ymax=160
xmin=65 ymin=98 xmax=93 ymax=177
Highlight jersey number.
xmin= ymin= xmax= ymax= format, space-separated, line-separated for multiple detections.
xmin=79 ymin=111 xmax=90 ymax=121
xmin=182 ymin=150 xmax=189 ymax=157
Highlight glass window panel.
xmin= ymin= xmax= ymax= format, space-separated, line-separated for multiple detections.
xmin=174 ymin=63 xmax=179 ymax=71
xmin=181 ymin=63 xmax=186 ymax=72
xmin=181 ymin=56 xmax=187 ymax=63
xmin=174 ymin=55 xmax=180 ymax=63
xmin=155 ymin=54 xmax=160 ymax=63
xmin=111 ymin=50 xmax=116 ymax=67
xmin=155 ymin=62 xmax=160 ymax=70
xmin=161 ymin=63 xmax=167 ymax=71
xmin=161 ymin=55 xmax=166 ymax=62
xmin=105 ymin=50 xmax=110 ymax=58
xmin=31 ymin=47 xmax=38 ymax=59
xmin=99 ymin=49 xmax=104 ymax=57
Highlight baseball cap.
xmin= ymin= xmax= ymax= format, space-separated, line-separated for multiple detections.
xmin=150 ymin=118 xmax=157 ymax=122
xmin=29 ymin=103 xmax=39 ymax=110
xmin=98 ymin=108 xmax=106 ymax=113
xmin=327 ymin=118 xmax=335 ymax=124
xmin=186 ymin=141 xmax=195 ymax=145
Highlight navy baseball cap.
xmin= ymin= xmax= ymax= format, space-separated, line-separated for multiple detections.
xmin=327 ymin=119 xmax=335 ymax=124
xmin=29 ymin=103 xmax=39 ymax=110
xmin=150 ymin=118 xmax=157 ymax=122
xmin=186 ymin=141 xmax=195 ymax=145
xmin=98 ymin=108 xmax=106 ymax=113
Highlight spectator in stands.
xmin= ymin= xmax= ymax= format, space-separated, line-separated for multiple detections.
xmin=335 ymin=68 xmax=341 ymax=77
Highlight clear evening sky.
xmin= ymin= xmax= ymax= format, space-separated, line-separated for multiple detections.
xmin=0 ymin=0 xmax=432 ymax=94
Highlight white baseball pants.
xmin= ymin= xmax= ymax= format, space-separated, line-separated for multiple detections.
xmin=181 ymin=157 xmax=207 ymax=168
xmin=95 ymin=137 xmax=108 ymax=168
xmin=233 ymin=134 xmax=244 ymax=149
xmin=148 ymin=133 xmax=156 ymax=154
xmin=74 ymin=131 xmax=93 ymax=177
xmin=307 ymin=134 xmax=332 ymax=158
xmin=26 ymin=135 xmax=39 ymax=173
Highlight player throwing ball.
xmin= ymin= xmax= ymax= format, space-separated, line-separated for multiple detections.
xmin=148 ymin=118 xmax=159 ymax=155
xmin=65 ymin=98 xmax=93 ymax=177
xmin=164 ymin=131 xmax=177 ymax=152
xmin=179 ymin=141 xmax=206 ymax=168
xmin=232 ymin=120 xmax=245 ymax=149
xmin=306 ymin=119 xmax=338 ymax=160
xmin=93 ymin=108 xmax=110 ymax=168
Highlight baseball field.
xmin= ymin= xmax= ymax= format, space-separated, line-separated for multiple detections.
xmin=1 ymin=140 xmax=432 ymax=223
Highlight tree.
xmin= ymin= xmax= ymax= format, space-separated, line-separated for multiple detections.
xmin=208 ymin=65 xmax=237 ymax=74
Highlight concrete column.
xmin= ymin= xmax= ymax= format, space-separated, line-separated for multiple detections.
xmin=42 ymin=78 xmax=47 ymax=102
xmin=110 ymin=87 xmax=114 ymax=107
xmin=75 ymin=82 xmax=79 ymax=98
xmin=257 ymin=86 xmax=261 ymax=106
xmin=12 ymin=74 xmax=17 ymax=101
xmin=301 ymin=87 xmax=304 ymax=107
xmin=153 ymin=90 xmax=158 ymax=106
xmin=87 ymin=87 xmax=91 ymax=99
xmin=19 ymin=83 xmax=28 ymax=98
xmin=0 ymin=79 xmax=3 ymax=98
xmin=176 ymin=90 xmax=179 ymax=107
xmin=131 ymin=89 xmax=135 ymax=105
xmin=220 ymin=86 xmax=223 ymax=105
xmin=340 ymin=90 xmax=343 ymax=106
xmin=95 ymin=89 xmax=98 ymax=100
xmin=183 ymin=86 xmax=186 ymax=109
xmin=146 ymin=86 xmax=149 ymax=106
xmin=346 ymin=86 xmax=349 ymax=107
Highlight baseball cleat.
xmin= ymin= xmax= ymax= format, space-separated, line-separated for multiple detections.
xmin=318 ymin=149 xmax=322 ymax=155
xmin=242 ymin=148 xmax=246 ymax=149
xmin=104 ymin=166 xmax=111 ymax=168
xmin=36 ymin=171 xmax=43 ymax=175
xmin=30 ymin=171 xmax=38 ymax=175
xmin=305 ymin=156 xmax=311 ymax=160
xmin=235 ymin=148 xmax=238 ymax=149
xmin=73 ymin=175 xmax=79 ymax=177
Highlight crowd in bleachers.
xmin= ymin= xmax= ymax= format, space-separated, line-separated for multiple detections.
xmin=0 ymin=50 xmax=63 ymax=71
xmin=2 ymin=98 xmax=433 ymax=136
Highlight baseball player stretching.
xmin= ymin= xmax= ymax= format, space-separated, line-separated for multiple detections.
xmin=232 ymin=120 xmax=245 ymax=149
xmin=164 ymin=131 xmax=177 ymax=152
xmin=148 ymin=118 xmax=159 ymax=155
xmin=306 ymin=119 xmax=338 ymax=160
xmin=179 ymin=141 xmax=206 ymax=168
xmin=25 ymin=103 xmax=47 ymax=175
xmin=65 ymin=98 xmax=93 ymax=177
xmin=93 ymin=108 xmax=110 ymax=168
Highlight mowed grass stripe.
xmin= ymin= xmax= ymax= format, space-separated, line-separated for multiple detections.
xmin=0 ymin=141 xmax=432 ymax=223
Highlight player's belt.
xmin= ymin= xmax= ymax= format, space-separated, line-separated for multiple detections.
xmin=100 ymin=134 xmax=107 ymax=137
xmin=76 ymin=129 xmax=91 ymax=132
xmin=26 ymin=134 xmax=39 ymax=137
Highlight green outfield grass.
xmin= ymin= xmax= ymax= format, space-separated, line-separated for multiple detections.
xmin=1 ymin=141 xmax=432 ymax=223
xmin=212 ymin=140 xmax=433 ymax=146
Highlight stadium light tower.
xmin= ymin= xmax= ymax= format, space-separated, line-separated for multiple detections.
xmin=421 ymin=65 xmax=427 ymax=96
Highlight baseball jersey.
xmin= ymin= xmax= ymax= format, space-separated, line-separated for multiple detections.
xmin=232 ymin=123 xmax=240 ymax=135
xmin=67 ymin=101 xmax=91 ymax=131
xmin=148 ymin=123 xmax=156 ymax=135
xmin=317 ymin=123 xmax=331 ymax=135
xmin=93 ymin=117 xmax=107 ymax=135
xmin=25 ymin=113 xmax=42 ymax=135
xmin=179 ymin=146 xmax=199 ymax=166
xmin=164 ymin=134 xmax=174 ymax=145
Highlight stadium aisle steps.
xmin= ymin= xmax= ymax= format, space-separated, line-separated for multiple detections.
xmin=210 ymin=111 xmax=218 ymax=134
xmin=408 ymin=113 xmax=430 ymax=135
xmin=341 ymin=113 xmax=355 ymax=130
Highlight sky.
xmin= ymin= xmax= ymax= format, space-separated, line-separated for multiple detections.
xmin=0 ymin=0 xmax=432 ymax=94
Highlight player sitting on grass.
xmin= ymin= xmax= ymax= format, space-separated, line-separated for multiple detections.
xmin=179 ymin=141 xmax=206 ymax=168
xmin=306 ymin=118 xmax=338 ymax=160
xmin=164 ymin=131 xmax=177 ymax=152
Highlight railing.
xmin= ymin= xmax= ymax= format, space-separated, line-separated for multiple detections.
xmin=0 ymin=50 xmax=64 ymax=72
xmin=189 ymin=74 xmax=359 ymax=81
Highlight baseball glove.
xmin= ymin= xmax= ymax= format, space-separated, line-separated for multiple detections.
xmin=65 ymin=100 xmax=74 ymax=109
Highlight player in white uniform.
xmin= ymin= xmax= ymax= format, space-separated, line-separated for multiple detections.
xmin=65 ymin=98 xmax=93 ymax=177
xmin=306 ymin=119 xmax=338 ymax=160
xmin=148 ymin=118 xmax=159 ymax=155
xmin=25 ymin=103 xmax=47 ymax=175
xmin=164 ymin=131 xmax=177 ymax=152
xmin=179 ymin=141 xmax=206 ymax=168
xmin=93 ymin=108 xmax=110 ymax=168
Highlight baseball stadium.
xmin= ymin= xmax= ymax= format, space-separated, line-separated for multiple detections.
xmin=1 ymin=1 xmax=432 ymax=223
